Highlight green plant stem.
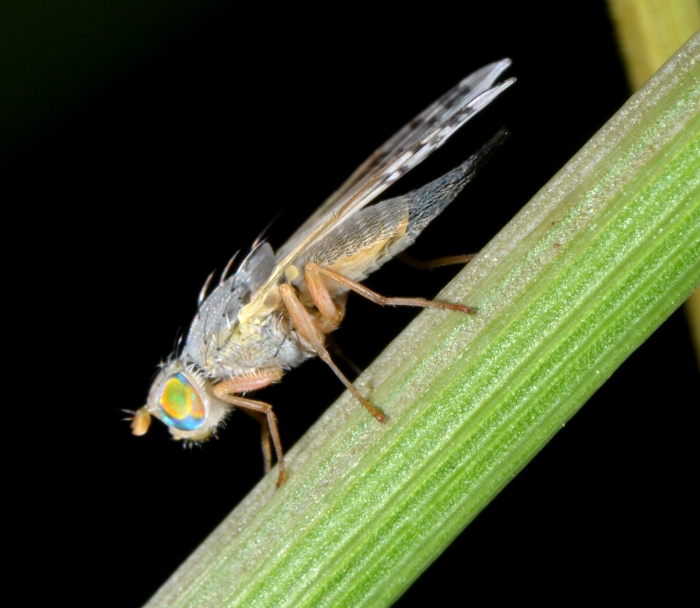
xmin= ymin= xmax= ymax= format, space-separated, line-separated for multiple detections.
xmin=144 ymin=34 xmax=700 ymax=608
xmin=607 ymin=0 xmax=700 ymax=371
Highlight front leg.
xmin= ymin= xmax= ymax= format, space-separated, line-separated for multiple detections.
xmin=213 ymin=369 xmax=287 ymax=487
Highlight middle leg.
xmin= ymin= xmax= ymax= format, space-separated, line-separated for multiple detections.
xmin=279 ymin=283 xmax=386 ymax=423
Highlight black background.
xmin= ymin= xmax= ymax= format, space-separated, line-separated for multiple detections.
xmin=5 ymin=2 xmax=697 ymax=607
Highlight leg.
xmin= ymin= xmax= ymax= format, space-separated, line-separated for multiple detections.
xmin=214 ymin=370 xmax=287 ymax=486
xmin=305 ymin=262 xmax=475 ymax=316
xmin=325 ymin=333 xmax=362 ymax=376
xmin=240 ymin=409 xmax=273 ymax=474
xmin=279 ymin=283 xmax=386 ymax=422
xmin=396 ymin=252 xmax=476 ymax=270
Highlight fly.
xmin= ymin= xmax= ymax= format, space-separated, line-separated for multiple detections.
xmin=130 ymin=59 xmax=515 ymax=486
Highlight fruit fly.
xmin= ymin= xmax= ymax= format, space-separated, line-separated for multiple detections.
xmin=130 ymin=59 xmax=515 ymax=486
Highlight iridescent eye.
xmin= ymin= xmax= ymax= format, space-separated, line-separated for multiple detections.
xmin=157 ymin=373 xmax=206 ymax=431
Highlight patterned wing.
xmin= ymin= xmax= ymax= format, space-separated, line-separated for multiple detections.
xmin=239 ymin=59 xmax=514 ymax=322
xmin=277 ymin=59 xmax=514 ymax=259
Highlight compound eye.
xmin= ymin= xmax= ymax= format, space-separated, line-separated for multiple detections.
xmin=157 ymin=373 xmax=206 ymax=431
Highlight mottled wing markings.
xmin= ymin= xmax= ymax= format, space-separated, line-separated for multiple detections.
xmin=278 ymin=59 xmax=514 ymax=260
xmin=240 ymin=60 xmax=515 ymax=321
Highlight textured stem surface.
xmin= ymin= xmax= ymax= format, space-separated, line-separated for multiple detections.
xmin=607 ymin=0 xmax=700 ymax=368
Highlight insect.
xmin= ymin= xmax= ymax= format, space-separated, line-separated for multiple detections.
xmin=130 ymin=59 xmax=515 ymax=486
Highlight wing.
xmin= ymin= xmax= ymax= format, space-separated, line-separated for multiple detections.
xmin=290 ymin=128 xmax=510 ymax=298
xmin=239 ymin=59 xmax=515 ymax=323
xmin=279 ymin=58 xmax=514 ymax=257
